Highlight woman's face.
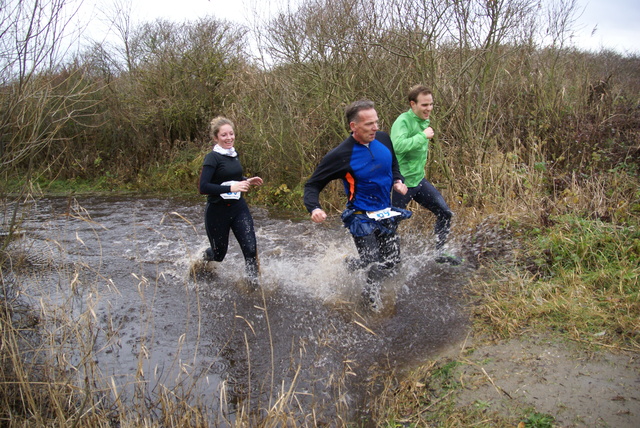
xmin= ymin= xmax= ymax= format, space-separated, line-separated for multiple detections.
xmin=214 ymin=124 xmax=235 ymax=149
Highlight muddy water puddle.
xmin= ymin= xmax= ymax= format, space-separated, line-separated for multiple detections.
xmin=9 ymin=195 xmax=471 ymax=422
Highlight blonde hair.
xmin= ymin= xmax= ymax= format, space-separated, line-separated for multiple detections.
xmin=209 ymin=116 xmax=234 ymax=141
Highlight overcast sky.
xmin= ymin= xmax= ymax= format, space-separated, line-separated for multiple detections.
xmin=80 ymin=0 xmax=639 ymax=55
xmin=574 ymin=0 xmax=639 ymax=54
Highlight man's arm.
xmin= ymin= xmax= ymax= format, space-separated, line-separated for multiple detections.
xmin=303 ymin=177 xmax=325 ymax=214
xmin=390 ymin=142 xmax=404 ymax=184
xmin=303 ymin=146 xmax=347 ymax=214
xmin=390 ymin=114 xmax=429 ymax=155
xmin=376 ymin=131 xmax=405 ymax=184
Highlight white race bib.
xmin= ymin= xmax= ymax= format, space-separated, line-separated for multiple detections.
xmin=220 ymin=181 xmax=241 ymax=200
xmin=366 ymin=208 xmax=401 ymax=221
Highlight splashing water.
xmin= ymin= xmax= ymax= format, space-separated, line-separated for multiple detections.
xmin=5 ymin=196 xmax=473 ymax=423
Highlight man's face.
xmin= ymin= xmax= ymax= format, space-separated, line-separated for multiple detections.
xmin=410 ymin=92 xmax=434 ymax=120
xmin=350 ymin=108 xmax=379 ymax=144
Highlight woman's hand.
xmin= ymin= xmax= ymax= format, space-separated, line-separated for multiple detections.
xmin=247 ymin=176 xmax=263 ymax=186
xmin=230 ymin=177 xmax=263 ymax=192
xmin=230 ymin=181 xmax=251 ymax=192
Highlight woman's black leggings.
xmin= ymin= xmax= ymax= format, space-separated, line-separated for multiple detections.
xmin=204 ymin=199 xmax=258 ymax=278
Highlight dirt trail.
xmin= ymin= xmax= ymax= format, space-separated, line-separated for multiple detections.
xmin=448 ymin=334 xmax=640 ymax=427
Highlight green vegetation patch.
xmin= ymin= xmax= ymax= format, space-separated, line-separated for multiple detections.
xmin=373 ymin=358 xmax=556 ymax=427
xmin=474 ymin=214 xmax=640 ymax=349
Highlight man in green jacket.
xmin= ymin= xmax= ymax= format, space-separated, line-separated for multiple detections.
xmin=390 ymin=85 xmax=461 ymax=265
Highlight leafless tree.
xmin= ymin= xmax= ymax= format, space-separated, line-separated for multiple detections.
xmin=0 ymin=0 xmax=97 ymax=246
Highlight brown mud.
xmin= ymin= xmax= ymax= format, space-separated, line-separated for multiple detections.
xmin=5 ymin=195 xmax=638 ymax=426
xmin=441 ymin=333 xmax=640 ymax=427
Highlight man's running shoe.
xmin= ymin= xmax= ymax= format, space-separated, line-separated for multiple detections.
xmin=345 ymin=255 xmax=367 ymax=271
xmin=247 ymin=276 xmax=260 ymax=291
xmin=435 ymin=251 xmax=463 ymax=266
xmin=362 ymin=285 xmax=382 ymax=312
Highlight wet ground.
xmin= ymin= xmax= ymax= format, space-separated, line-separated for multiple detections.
xmin=6 ymin=195 xmax=473 ymax=423
xmin=451 ymin=334 xmax=640 ymax=427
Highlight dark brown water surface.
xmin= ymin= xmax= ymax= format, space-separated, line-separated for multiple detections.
xmin=12 ymin=195 xmax=471 ymax=424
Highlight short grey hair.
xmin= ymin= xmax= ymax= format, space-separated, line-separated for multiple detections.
xmin=345 ymin=99 xmax=375 ymax=125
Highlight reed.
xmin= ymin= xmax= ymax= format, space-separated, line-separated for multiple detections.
xmin=1 ymin=196 xmax=356 ymax=427
xmin=2 ymin=0 xmax=639 ymax=425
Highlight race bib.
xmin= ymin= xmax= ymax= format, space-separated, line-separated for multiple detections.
xmin=366 ymin=208 xmax=401 ymax=221
xmin=220 ymin=181 xmax=241 ymax=200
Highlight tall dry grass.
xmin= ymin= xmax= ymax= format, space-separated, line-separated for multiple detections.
xmin=2 ymin=0 xmax=639 ymax=426
xmin=1 ymin=197 xmax=355 ymax=427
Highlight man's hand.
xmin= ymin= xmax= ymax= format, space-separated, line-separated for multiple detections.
xmin=423 ymin=126 xmax=435 ymax=139
xmin=393 ymin=181 xmax=408 ymax=195
xmin=310 ymin=208 xmax=327 ymax=223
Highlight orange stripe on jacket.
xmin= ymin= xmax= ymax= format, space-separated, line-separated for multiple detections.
xmin=345 ymin=172 xmax=355 ymax=201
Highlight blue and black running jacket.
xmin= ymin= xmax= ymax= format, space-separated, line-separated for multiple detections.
xmin=304 ymin=131 xmax=404 ymax=214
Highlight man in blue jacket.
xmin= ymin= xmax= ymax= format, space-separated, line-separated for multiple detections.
xmin=304 ymin=100 xmax=410 ymax=311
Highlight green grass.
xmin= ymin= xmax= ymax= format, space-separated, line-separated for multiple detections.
xmin=521 ymin=410 xmax=555 ymax=428
xmin=2 ymin=156 xmax=639 ymax=427
xmin=464 ymin=209 xmax=640 ymax=349
xmin=520 ymin=215 xmax=639 ymax=344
